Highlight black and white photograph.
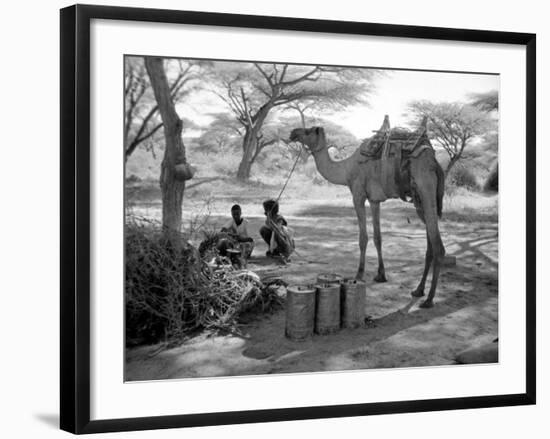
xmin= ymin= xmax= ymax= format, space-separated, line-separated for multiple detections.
xmin=124 ymin=56 xmax=500 ymax=381
xmin=1 ymin=0 xmax=546 ymax=435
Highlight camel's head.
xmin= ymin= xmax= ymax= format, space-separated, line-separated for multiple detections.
xmin=289 ymin=126 xmax=326 ymax=154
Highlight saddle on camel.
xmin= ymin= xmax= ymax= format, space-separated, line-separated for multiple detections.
xmin=359 ymin=115 xmax=434 ymax=204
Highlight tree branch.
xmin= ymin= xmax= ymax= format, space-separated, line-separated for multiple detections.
xmin=254 ymin=63 xmax=274 ymax=87
xmin=125 ymin=122 xmax=164 ymax=158
xmin=240 ymin=87 xmax=254 ymax=127
xmin=279 ymin=64 xmax=288 ymax=82
xmin=279 ymin=66 xmax=320 ymax=86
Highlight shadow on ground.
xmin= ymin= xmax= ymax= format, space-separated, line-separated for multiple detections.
xmin=126 ymin=200 xmax=498 ymax=381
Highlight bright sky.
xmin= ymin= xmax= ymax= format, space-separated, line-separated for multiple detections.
xmin=178 ymin=68 xmax=499 ymax=140
xmin=328 ymin=69 xmax=499 ymax=138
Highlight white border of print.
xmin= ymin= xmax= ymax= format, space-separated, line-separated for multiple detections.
xmin=90 ymin=19 xmax=526 ymax=421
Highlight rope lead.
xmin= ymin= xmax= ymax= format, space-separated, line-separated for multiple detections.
xmin=275 ymin=142 xmax=304 ymax=203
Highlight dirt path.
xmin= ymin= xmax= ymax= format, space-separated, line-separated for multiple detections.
xmin=126 ymin=200 xmax=498 ymax=381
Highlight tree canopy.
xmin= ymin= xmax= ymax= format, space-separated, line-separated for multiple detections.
xmin=206 ymin=62 xmax=375 ymax=179
xmin=196 ymin=113 xmax=242 ymax=154
xmin=407 ymin=100 xmax=494 ymax=176
xmin=469 ymin=89 xmax=499 ymax=112
xmin=468 ymin=89 xmax=499 ymax=191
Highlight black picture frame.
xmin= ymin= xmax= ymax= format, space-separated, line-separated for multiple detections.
xmin=60 ymin=3 xmax=536 ymax=434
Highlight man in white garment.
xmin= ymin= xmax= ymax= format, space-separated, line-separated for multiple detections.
xmin=220 ymin=204 xmax=254 ymax=259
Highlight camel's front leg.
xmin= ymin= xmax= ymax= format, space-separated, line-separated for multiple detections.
xmin=370 ymin=201 xmax=387 ymax=282
xmin=353 ymin=194 xmax=368 ymax=280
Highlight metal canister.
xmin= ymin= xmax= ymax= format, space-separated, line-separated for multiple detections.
xmin=316 ymin=273 xmax=343 ymax=285
xmin=285 ymin=285 xmax=316 ymax=341
xmin=314 ymin=283 xmax=341 ymax=335
xmin=341 ymin=279 xmax=366 ymax=328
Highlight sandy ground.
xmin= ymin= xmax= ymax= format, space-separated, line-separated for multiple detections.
xmin=125 ymin=196 xmax=498 ymax=381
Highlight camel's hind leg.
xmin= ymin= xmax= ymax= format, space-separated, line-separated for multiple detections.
xmin=420 ymin=210 xmax=444 ymax=308
xmin=410 ymin=158 xmax=445 ymax=308
xmin=411 ymin=231 xmax=432 ymax=298
xmin=371 ymin=201 xmax=387 ymax=282
xmin=352 ymin=192 xmax=368 ymax=280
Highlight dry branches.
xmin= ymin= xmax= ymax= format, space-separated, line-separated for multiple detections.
xmin=125 ymin=217 xmax=283 ymax=345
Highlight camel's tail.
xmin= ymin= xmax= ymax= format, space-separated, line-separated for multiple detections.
xmin=435 ymin=160 xmax=445 ymax=218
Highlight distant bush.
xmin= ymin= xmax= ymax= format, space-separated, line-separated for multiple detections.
xmin=212 ymin=153 xmax=241 ymax=176
xmin=447 ymin=165 xmax=479 ymax=191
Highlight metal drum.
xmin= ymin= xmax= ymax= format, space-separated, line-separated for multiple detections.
xmin=314 ymin=283 xmax=341 ymax=335
xmin=285 ymin=285 xmax=316 ymax=341
xmin=316 ymin=273 xmax=343 ymax=285
xmin=341 ymin=279 xmax=366 ymax=328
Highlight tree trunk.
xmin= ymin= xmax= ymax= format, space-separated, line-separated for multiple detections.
xmin=235 ymin=106 xmax=271 ymax=181
xmin=444 ymin=151 xmax=463 ymax=179
xmin=444 ymin=139 xmax=468 ymax=179
xmin=236 ymin=161 xmax=253 ymax=181
xmin=484 ymin=163 xmax=498 ymax=192
xmin=144 ymin=57 xmax=193 ymax=242
xmin=236 ymin=130 xmax=257 ymax=180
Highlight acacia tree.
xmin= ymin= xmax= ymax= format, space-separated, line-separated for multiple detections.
xmin=469 ymin=89 xmax=499 ymax=112
xmin=285 ymin=101 xmax=313 ymax=128
xmin=124 ymin=57 xmax=202 ymax=161
xmin=144 ymin=57 xmax=195 ymax=241
xmin=408 ymin=100 xmax=493 ymax=177
xmin=275 ymin=113 xmax=358 ymax=162
xmin=280 ymin=102 xmax=316 ymax=162
xmin=200 ymin=112 xmax=285 ymax=164
xmin=469 ymin=90 xmax=499 ymax=190
xmin=209 ymin=62 xmax=373 ymax=180
xmin=197 ymin=113 xmax=242 ymax=154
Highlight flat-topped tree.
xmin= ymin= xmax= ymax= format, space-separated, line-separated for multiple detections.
xmin=209 ymin=62 xmax=374 ymax=180
xmin=468 ymin=90 xmax=499 ymax=192
xmin=469 ymin=89 xmax=499 ymax=112
xmin=290 ymin=116 xmax=446 ymax=308
xmin=407 ymin=100 xmax=493 ymax=177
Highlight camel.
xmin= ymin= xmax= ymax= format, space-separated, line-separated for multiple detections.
xmin=289 ymin=117 xmax=446 ymax=308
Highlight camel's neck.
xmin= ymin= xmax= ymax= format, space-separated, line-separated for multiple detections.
xmin=311 ymin=146 xmax=358 ymax=186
